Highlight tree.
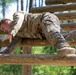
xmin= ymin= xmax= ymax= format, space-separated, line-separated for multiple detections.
xmin=21 ymin=0 xmax=24 ymax=11
xmin=0 ymin=0 xmax=14 ymax=18
xmin=16 ymin=0 xmax=20 ymax=11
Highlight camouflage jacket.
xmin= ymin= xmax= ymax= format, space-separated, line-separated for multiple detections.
xmin=9 ymin=11 xmax=60 ymax=39
xmin=9 ymin=11 xmax=43 ymax=38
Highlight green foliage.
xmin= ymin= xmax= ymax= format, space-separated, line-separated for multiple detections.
xmin=0 ymin=64 xmax=22 ymax=75
xmin=32 ymin=46 xmax=58 ymax=54
xmin=32 ymin=46 xmax=44 ymax=54
xmin=14 ymin=47 xmax=22 ymax=54
xmin=42 ymin=46 xmax=57 ymax=54
xmin=32 ymin=65 xmax=76 ymax=75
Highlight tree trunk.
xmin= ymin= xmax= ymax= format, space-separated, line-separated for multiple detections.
xmin=2 ymin=0 xmax=6 ymax=18
xmin=21 ymin=0 xmax=24 ymax=11
xmin=17 ymin=0 xmax=20 ymax=11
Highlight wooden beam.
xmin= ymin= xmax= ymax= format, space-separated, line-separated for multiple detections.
xmin=21 ymin=39 xmax=76 ymax=46
xmin=0 ymin=39 xmax=53 ymax=47
xmin=61 ymin=23 xmax=76 ymax=31
xmin=0 ymin=38 xmax=76 ymax=47
xmin=0 ymin=54 xmax=76 ymax=66
xmin=30 ymin=3 xmax=76 ymax=13
xmin=55 ymin=12 xmax=76 ymax=20
xmin=45 ymin=0 xmax=76 ymax=5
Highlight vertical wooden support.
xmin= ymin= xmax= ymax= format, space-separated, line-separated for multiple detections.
xmin=22 ymin=0 xmax=33 ymax=74
xmin=22 ymin=47 xmax=32 ymax=75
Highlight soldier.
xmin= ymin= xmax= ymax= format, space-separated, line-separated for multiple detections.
xmin=0 ymin=11 xmax=75 ymax=57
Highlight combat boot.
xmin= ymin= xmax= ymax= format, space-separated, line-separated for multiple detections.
xmin=58 ymin=47 xmax=76 ymax=57
xmin=52 ymin=32 xmax=76 ymax=57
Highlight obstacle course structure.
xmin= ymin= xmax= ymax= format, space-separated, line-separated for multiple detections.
xmin=1 ymin=0 xmax=76 ymax=75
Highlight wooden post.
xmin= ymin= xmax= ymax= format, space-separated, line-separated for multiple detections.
xmin=22 ymin=47 xmax=32 ymax=75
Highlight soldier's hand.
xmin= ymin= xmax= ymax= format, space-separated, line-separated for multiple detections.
xmin=2 ymin=34 xmax=13 ymax=43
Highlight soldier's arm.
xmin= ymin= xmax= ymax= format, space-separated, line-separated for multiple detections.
xmin=2 ymin=12 xmax=24 ymax=43
xmin=9 ymin=11 xmax=24 ymax=37
xmin=0 ymin=36 xmax=22 ymax=54
xmin=0 ymin=11 xmax=27 ymax=54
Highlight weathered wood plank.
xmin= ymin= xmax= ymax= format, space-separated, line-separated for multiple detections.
xmin=21 ymin=39 xmax=76 ymax=46
xmin=55 ymin=12 xmax=76 ymax=20
xmin=0 ymin=54 xmax=76 ymax=66
xmin=45 ymin=0 xmax=76 ymax=5
xmin=30 ymin=3 xmax=76 ymax=13
xmin=0 ymin=38 xmax=76 ymax=47
xmin=61 ymin=23 xmax=76 ymax=31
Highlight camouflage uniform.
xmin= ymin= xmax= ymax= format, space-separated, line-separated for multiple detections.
xmin=61 ymin=29 xmax=76 ymax=42
xmin=0 ymin=11 xmax=75 ymax=56
xmin=9 ymin=11 xmax=69 ymax=48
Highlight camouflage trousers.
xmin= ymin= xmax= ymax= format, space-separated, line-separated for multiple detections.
xmin=61 ymin=29 xmax=76 ymax=42
xmin=41 ymin=12 xmax=70 ymax=49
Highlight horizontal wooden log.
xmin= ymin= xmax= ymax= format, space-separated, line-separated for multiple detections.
xmin=61 ymin=23 xmax=76 ymax=31
xmin=21 ymin=38 xmax=76 ymax=46
xmin=45 ymin=0 xmax=76 ymax=5
xmin=0 ymin=38 xmax=76 ymax=47
xmin=30 ymin=3 xmax=76 ymax=13
xmin=55 ymin=12 xmax=76 ymax=20
xmin=0 ymin=54 xmax=76 ymax=66
xmin=0 ymin=39 xmax=52 ymax=47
